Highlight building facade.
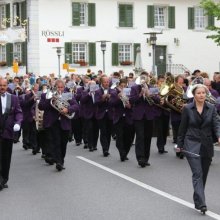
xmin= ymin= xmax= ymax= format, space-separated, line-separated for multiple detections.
xmin=0 ymin=0 xmax=220 ymax=77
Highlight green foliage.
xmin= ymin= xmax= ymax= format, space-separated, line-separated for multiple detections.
xmin=200 ymin=0 xmax=220 ymax=45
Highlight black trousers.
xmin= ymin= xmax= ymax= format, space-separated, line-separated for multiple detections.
xmin=115 ymin=118 xmax=135 ymax=159
xmin=71 ymin=118 xmax=83 ymax=144
xmin=82 ymin=118 xmax=88 ymax=145
xmin=22 ymin=121 xmax=37 ymax=149
xmin=0 ymin=138 xmax=13 ymax=184
xmin=43 ymin=128 xmax=53 ymax=159
xmin=37 ymin=129 xmax=47 ymax=155
xmin=134 ymin=119 xmax=153 ymax=163
xmin=98 ymin=114 xmax=113 ymax=153
xmin=171 ymin=120 xmax=181 ymax=143
xmin=187 ymin=156 xmax=212 ymax=208
xmin=85 ymin=117 xmax=99 ymax=150
xmin=155 ymin=114 xmax=170 ymax=151
xmin=50 ymin=120 xmax=69 ymax=165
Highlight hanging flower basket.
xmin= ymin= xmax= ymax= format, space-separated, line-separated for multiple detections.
xmin=0 ymin=61 xmax=7 ymax=67
xmin=75 ymin=60 xmax=88 ymax=66
xmin=120 ymin=61 xmax=132 ymax=66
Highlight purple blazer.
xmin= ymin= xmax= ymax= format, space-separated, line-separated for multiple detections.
xmin=19 ymin=93 xmax=35 ymax=123
xmin=0 ymin=94 xmax=23 ymax=139
xmin=109 ymin=88 xmax=133 ymax=125
xmin=38 ymin=93 xmax=79 ymax=130
xmin=80 ymin=90 xmax=97 ymax=119
xmin=94 ymin=88 xmax=114 ymax=120
xmin=129 ymin=85 xmax=156 ymax=120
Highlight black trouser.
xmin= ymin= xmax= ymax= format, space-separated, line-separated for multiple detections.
xmin=50 ymin=120 xmax=69 ymax=165
xmin=0 ymin=138 xmax=13 ymax=184
xmin=171 ymin=120 xmax=181 ymax=143
xmin=85 ymin=117 xmax=99 ymax=150
xmin=187 ymin=156 xmax=212 ymax=208
xmin=82 ymin=118 xmax=88 ymax=145
xmin=37 ymin=129 xmax=46 ymax=155
xmin=71 ymin=118 xmax=83 ymax=144
xmin=44 ymin=128 xmax=54 ymax=159
xmin=98 ymin=114 xmax=113 ymax=153
xmin=22 ymin=121 xmax=37 ymax=149
xmin=155 ymin=114 xmax=170 ymax=151
xmin=134 ymin=119 xmax=153 ymax=163
xmin=115 ymin=118 xmax=135 ymax=159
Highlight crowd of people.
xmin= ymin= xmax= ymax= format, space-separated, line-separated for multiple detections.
xmin=1 ymin=68 xmax=220 ymax=215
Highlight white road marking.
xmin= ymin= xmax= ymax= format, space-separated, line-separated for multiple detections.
xmin=77 ymin=156 xmax=220 ymax=220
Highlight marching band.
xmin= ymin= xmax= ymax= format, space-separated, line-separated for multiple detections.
xmin=1 ymin=69 xmax=220 ymax=214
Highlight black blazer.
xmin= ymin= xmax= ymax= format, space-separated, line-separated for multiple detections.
xmin=177 ymin=101 xmax=220 ymax=158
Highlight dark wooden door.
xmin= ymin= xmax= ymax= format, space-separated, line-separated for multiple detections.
xmin=155 ymin=46 xmax=166 ymax=75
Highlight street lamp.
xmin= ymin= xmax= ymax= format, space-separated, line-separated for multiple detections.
xmin=144 ymin=31 xmax=162 ymax=77
xmin=96 ymin=40 xmax=110 ymax=73
xmin=53 ymin=47 xmax=63 ymax=79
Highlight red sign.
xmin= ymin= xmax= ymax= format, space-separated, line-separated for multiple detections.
xmin=47 ymin=38 xmax=59 ymax=42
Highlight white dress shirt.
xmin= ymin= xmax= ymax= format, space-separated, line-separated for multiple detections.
xmin=1 ymin=93 xmax=7 ymax=114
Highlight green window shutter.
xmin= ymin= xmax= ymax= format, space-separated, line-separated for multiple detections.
xmin=72 ymin=2 xmax=80 ymax=26
xmin=147 ymin=5 xmax=154 ymax=28
xmin=119 ymin=4 xmax=133 ymax=27
xmin=6 ymin=4 xmax=10 ymax=28
xmin=168 ymin=6 xmax=175 ymax=29
xmin=6 ymin=43 xmax=13 ymax=66
xmin=65 ymin=42 xmax=72 ymax=63
xmin=112 ymin=43 xmax=119 ymax=66
xmin=88 ymin=3 xmax=96 ymax=26
xmin=21 ymin=42 xmax=27 ymax=65
xmin=89 ymin=43 xmax=96 ymax=66
xmin=208 ymin=15 xmax=215 ymax=27
xmin=133 ymin=43 xmax=141 ymax=63
xmin=188 ymin=7 xmax=194 ymax=29
xmin=21 ymin=1 xmax=27 ymax=21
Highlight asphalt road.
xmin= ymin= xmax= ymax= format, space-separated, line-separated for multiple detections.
xmin=0 ymin=136 xmax=220 ymax=220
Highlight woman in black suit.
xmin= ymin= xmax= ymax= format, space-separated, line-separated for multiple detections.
xmin=177 ymin=84 xmax=220 ymax=214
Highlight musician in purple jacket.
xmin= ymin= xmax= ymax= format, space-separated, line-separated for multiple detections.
xmin=94 ymin=76 xmax=113 ymax=157
xmin=80 ymin=81 xmax=99 ymax=152
xmin=38 ymin=80 xmax=79 ymax=171
xmin=109 ymin=78 xmax=135 ymax=161
xmin=129 ymin=74 xmax=156 ymax=167
xmin=0 ymin=79 xmax=23 ymax=190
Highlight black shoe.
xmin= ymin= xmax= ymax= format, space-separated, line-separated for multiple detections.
xmin=84 ymin=144 xmax=88 ymax=149
xmin=138 ymin=161 xmax=146 ymax=168
xmin=0 ymin=184 xmax=3 ymax=191
xmin=176 ymin=152 xmax=180 ymax=158
xmin=179 ymin=154 xmax=184 ymax=159
xmin=103 ymin=152 xmax=110 ymax=157
xmin=125 ymin=157 xmax=129 ymax=160
xmin=3 ymin=184 xmax=8 ymax=189
xmin=23 ymin=145 xmax=28 ymax=150
xmin=120 ymin=156 xmax=125 ymax=162
xmin=56 ymin=163 xmax=64 ymax=171
xmin=41 ymin=154 xmax=46 ymax=159
xmin=76 ymin=142 xmax=81 ymax=146
xmin=32 ymin=150 xmax=40 ymax=155
xmin=45 ymin=157 xmax=55 ymax=165
xmin=200 ymin=206 xmax=207 ymax=214
xmin=89 ymin=148 xmax=94 ymax=152
xmin=159 ymin=150 xmax=168 ymax=154
xmin=93 ymin=148 xmax=97 ymax=151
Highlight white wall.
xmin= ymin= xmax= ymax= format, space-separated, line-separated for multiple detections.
xmin=1 ymin=0 xmax=220 ymax=77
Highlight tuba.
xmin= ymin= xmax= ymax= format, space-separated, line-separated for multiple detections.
xmin=160 ymin=76 xmax=186 ymax=113
xmin=50 ymin=92 xmax=75 ymax=119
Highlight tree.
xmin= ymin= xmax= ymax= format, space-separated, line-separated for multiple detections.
xmin=201 ymin=0 xmax=220 ymax=45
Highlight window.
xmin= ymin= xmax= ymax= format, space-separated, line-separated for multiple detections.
xmin=14 ymin=43 xmax=22 ymax=62
xmin=119 ymin=44 xmax=132 ymax=64
xmin=119 ymin=4 xmax=133 ymax=27
xmin=194 ymin=7 xmax=206 ymax=29
xmin=148 ymin=5 xmax=175 ymax=29
xmin=154 ymin=6 xmax=167 ymax=28
xmin=72 ymin=2 xmax=96 ymax=26
xmin=112 ymin=43 xmax=140 ymax=66
xmin=0 ymin=45 xmax=6 ymax=62
xmin=188 ymin=7 xmax=214 ymax=30
xmin=0 ymin=5 xmax=6 ymax=28
xmin=13 ymin=1 xmax=27 ymax=27
xmin=72 ymin=43 xmax=87 ymax=64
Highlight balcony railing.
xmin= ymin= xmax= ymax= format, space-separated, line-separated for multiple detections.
xmin=166 ymin=64 xmax=191 ymax=75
